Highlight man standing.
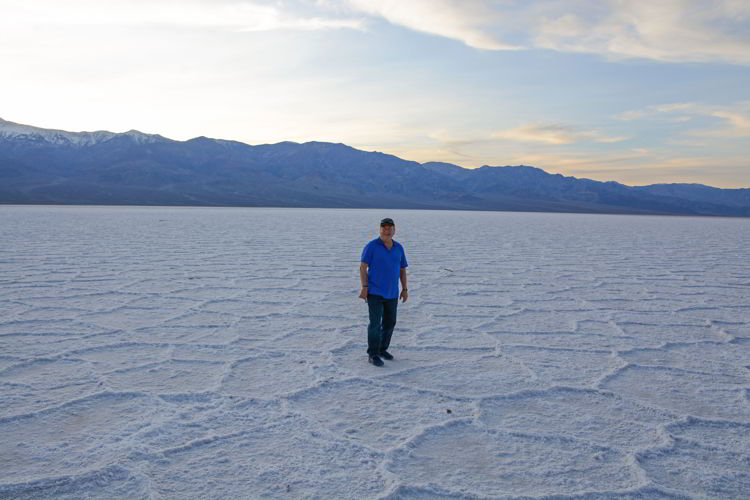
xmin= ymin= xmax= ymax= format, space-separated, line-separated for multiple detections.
xmin=359 ymin=217 xmax=408 ymax=366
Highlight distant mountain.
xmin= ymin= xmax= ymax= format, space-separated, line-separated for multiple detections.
xmin=1 ymin=117 xmax=748 ymax=216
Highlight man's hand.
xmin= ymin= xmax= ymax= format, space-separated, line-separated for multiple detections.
xmin=400 ymin=289 xmax=408 ymax=303
xmin=359 ymin=263 xmax=369 ymax=302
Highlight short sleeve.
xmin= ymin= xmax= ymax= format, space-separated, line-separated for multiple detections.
xmin=360 ymin=242 xmax=373 ymax=264
xmin=400 ymin=248 xmax=408 ymax=268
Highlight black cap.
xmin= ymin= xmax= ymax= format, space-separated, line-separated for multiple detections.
xmin=380 ymin=217 xmax=395 ymax=226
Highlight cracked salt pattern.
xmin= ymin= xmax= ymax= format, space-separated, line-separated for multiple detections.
xmin=0 ymin=205 xmax=749 ymax=499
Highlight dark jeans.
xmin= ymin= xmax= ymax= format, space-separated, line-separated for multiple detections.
xmin=367 ymin=294 xmax=398 ymax=356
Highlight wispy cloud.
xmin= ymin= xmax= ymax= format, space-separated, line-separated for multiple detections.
xmin=508 ymin=150 xmax=749 ymax=187
xmin=10 ymin=1 xmax=748 ymax=63
xmin=708 ymin=111 xmax=750 ymax=136
xmin=617 ymin=101 xmax=750 ymax=137
xmin=534 ymin=1 xmax=750 ymax=65
xmin=341 ymin=0 xmax=750 ymax=65
xmin=344 ymin=0 xmax=519 ymax=50
xmin=616 ymin=103 xmax=697 ymax=121
xmin=491 ymin=123 xmax=629 ymax=145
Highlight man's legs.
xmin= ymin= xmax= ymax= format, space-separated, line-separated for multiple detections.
xmin=367 ymin=294 xmax=385 ymax=356
xmin=380 ymin=298 xmax=398 ymax=354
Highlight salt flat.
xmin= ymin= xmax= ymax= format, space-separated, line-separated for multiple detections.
xmin=0 ymin=205 xmax=749 ymax=499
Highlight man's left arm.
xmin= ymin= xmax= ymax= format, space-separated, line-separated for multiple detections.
xmin=399 ymin=267 xmax=408 ymax=302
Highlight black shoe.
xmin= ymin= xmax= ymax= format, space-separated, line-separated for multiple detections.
xmin=380 ymin=351 xmax=394 ymax=360
xmin=368 ymin=355 xmax=384 ymax=367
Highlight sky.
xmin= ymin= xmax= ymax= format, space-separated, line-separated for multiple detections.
xmin=2 ymin=0 xmax=750 ymax=188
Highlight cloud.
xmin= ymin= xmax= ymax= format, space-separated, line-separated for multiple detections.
xmin=710 ymin=111 xmax=750 ymax=133
xmin=341 ymin=0 xmax=750 ymax=65
xmin=1 ymin=0 xmax=365 ymax=32
xmin=616 ymin=103 xmax=696 ymax=121
xmin=10 ymin=1 xmax=749 ymax=64
xmin=535 ymin=0 xmax=750 ymax=65
xmin=344 ymin=0 xmax=520 ymax=50
xmin=617 ymin=101 xmax=750 ymax=137
xmin=491 ymin=123 xmax=629 ymax=145
xmin=509 ymin=150 xmax=749 ymax=188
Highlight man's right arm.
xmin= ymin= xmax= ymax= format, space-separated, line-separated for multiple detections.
xmin=359 ymin=262 xmax=369 ymax=300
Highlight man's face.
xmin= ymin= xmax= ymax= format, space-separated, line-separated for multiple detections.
xmin=380 ymin=224 xmax=395 ymax=240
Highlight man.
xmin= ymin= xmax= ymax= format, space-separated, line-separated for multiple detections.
xmin=359 ymin=217 xmax=408 ymax=367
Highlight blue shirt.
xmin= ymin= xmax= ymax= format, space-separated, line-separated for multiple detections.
xmin=360 ymin=237 xmax=408 ymax=299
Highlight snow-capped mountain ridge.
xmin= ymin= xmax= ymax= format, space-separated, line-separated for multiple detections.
xmin=0 ymin=118 xmax=165 ymax=147
xmin=1 ymin=118 xmax=749 ymax=215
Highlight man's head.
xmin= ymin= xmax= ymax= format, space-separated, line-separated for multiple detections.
xmin=379 ymin=217 xmax=395 ymax=241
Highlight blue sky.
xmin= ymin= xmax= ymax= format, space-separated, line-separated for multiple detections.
xmin=2 ymin=0 xmax=749 ymax=187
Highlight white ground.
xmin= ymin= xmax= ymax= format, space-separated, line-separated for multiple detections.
xmin=0 ymin=206 xmax=749 ymax=500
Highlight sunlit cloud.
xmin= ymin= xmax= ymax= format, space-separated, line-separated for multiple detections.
xmin=341 ymin=0 xmax=750 ymax=65
xmin=535 ymin=1 xmax=750 ymax=65
xmin=491 ymin=124 xmax=629 ymax=145
xmin=506 ymin=150 xmax=749 ymax=187
xmin=616 ymin=103 xmax=696 ymax=121
xmin=344 ymin=0 xmax=520 ymax=50
xmin=0 ymin=0 xmax=365 ymax=31
xmin=653 ymin=103 xmax=697 ymax=113
xmin=617 ymin=101 xmax=750 ymax=138
xmin=518 ymin=150 xmax=649 ymax=170
xmin=707 ymin=111 xmax=750 ymax=136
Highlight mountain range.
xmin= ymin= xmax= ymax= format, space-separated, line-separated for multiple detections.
xmin=1 ymin=117 xmax=748 ymax=216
